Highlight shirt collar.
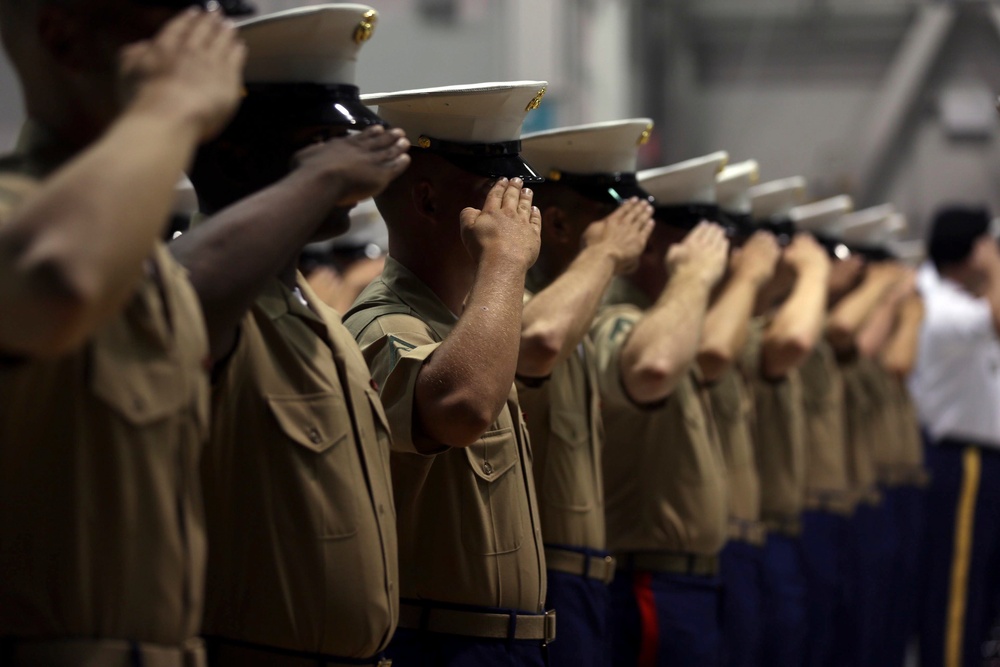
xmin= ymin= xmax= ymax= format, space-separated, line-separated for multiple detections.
xmin=604 ymin=276 xmax=653 ymax=310
xmin=379 ymin=256 xmax=459 ymax=339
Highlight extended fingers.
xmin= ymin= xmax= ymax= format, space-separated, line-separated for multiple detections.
xmin=530 ymin=205 xmax=542 ymax=229
xmin=480 ymin=178 xmax=508 ymax=213
xmin=153 ymin=7 xmax=201 ymax=53
xmin=516 ymin=186 xmax=534 ymax=220
xmin=501 ymin=177 xmax=524 ymax=213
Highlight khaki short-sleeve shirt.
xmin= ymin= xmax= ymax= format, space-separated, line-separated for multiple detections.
xmin=0 ymin=124 xmax=210 ymax=644
xmin=592 ymin=279 xmax=728 ymax=556
xmin=887 ymin=375 xmax=928 ymax=486
xmin=740 ymin=318 xmax=807 ymax=521
xmin=344 ymin=257 xmax=546 ymax=613
xmin=202 ymin=276 xmax=397 ymax=657
xmin=517 ymin=291 xmax=606 ymax=551
xmin=840 ymin=357 xmax=880 ymax=502
xmin=708 ymin=368 xmax=761 ymax=525
xmin=799 ymin=341 xmax=853 ymax=512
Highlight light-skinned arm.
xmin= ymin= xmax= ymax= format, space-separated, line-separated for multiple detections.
xmin=620 ymin=222 xmax=730 ymax=403
xmin=760 ymin=234 xmax=831 ymax=379
xmin=415 ymin=178 xmax=542 ymax=448
xmin=517 ymin=198 xmax=654 ymax=378
xmin=698 ymin=231 xmax=780 ymax=382
xmin=826 ymin=261 xmax=903 ymax=353
xmin=881 ymin=291 xmax=924 ymax=378
xmin=856 ymin=268 xmax=915 ymax=359
xmin=0 ymin=10 xmax=244 ymax=357
xmin=170 ymin=126 xmax=411 ymax=361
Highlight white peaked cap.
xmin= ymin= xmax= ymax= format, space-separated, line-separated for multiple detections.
xmin=716 ymin=160 xmax=760 ymax=214
xmin=838 ymin=204 xmax=898 ymax=245
xmin=750 ymin=177 xmax=808 ymax=221
xmin=520 ymin=119 xmax=654 ymax=176
xmin=789 ymin=195 xmax=854 ymax=234
xmin=888 ymin=239 xmax=926 ymax=266
xmin=362 ymin=81 xmax=548 ymax=144
xmin=238 ymin=4 xmax=378 ymax=84
xmin=638 ymin=151 xmax=730 ymax=206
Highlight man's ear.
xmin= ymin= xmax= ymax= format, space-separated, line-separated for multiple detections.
xmin=413 ymin=179 xmax=437 ymax=223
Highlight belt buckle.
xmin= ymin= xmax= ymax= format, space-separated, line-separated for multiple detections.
xmin=543 ymin=609 xmax=557 ymax=643
xmin=377 ymin=660 xmax=392 ymax=667
xmin=602 ymin=555 xmax=617 ymax=584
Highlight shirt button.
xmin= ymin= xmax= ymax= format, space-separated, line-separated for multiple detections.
xmin=483 ymin=462 xmax=494 ymax=475
xmin=308 ymin=427 xmax=322 ymax=444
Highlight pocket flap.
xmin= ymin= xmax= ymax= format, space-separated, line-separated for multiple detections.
xmin=266 ymin=392 xmax=350 ymax=453
xmin=465 ymin=427 xmax=519 ymax=482
xmin=91 ymin=346 xmax=187 ymax=425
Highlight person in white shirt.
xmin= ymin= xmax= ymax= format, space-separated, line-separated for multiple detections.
xmin=910 ymin=205 xmax=1000 ymax=667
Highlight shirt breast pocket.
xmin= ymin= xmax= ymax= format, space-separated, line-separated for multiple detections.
xmin=462 ymin=427 xmax=524 ymax=556
xmin=266 ymin=392 xmax=360 ymax=539
xmin=90 ymin=339 xmax=188 ymax=425
xmin=543 ymin=409 xmax=595 ymax=512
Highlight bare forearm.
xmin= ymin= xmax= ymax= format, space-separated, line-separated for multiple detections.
xmin=0 ymin=106 xmax=201 ymax=356
xmin=986 ymin=274 xmax=1000 ymax=338
xmin=827 ymin=273 xmax=895 ymax=352
xmin=621 ymin=273 xmax=714 ymax=403
xmin=417 ymin=255 xmax=527 ymax=446
xmin=170 ymin=167 xmax=344 ymax=359
xmin=857 ymin=298 xmax=901 ymax=360
xmin=519 ymin=245 xmax=616 ymax=377
xmin=698 ymin=276 xmax=759 ymax=382
xmin=882 ymin=300 xmax=923 ymax=377
xmin=762 ymin=268 xmax=828 ymax=378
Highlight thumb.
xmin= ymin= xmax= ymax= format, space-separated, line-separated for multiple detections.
xmin=459 ymin=207 xmax=481 ymax=228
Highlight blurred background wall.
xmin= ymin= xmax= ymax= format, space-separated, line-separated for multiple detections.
xmin=3 ymin=0 xmax=1000 ymax=238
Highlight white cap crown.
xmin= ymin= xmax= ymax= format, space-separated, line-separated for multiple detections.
xmin=750 ymin=177 xmax=808 ymax=221
xmin=638 ymin=151 xmax=730 ymax=206
xmin=716 ymin=160 xmax=760 ymax=215
xmin=520 ymin=119 xmax=654 ymax=177
xmin=789 ymin=195 xmax=854 ymax=234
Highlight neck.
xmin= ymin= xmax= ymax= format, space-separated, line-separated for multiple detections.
xmin=391 ymin=241 xmax=473 ymax=315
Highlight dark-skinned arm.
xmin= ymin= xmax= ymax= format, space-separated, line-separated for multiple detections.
xmin=0 ymin=10 xmax=243 ymax=357
xmin=170 ymin=126 xmax=410 ymax=361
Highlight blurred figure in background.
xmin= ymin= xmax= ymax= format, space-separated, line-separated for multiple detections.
xmin=910 ymin=206 xmax=1000 ymax=667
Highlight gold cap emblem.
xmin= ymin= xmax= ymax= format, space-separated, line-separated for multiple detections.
xmin=548 ymin=169 xmax=562 ymax=181
xmin=417 ymin=136 xmax=432 ymax=149
xmin=637 ymin=123 xmax=654 ymax=146
xmin=354 ymin=9 xmax=378 ymax=44
xmin=525 ymin=87 xmax=547 ymax=112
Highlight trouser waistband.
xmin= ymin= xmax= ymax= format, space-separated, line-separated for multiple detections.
xmin=544 ymin=545 xmax=616 ymax=584
xmin=615 ymin=551 xmax=720 ymax=577
xmin=727 ymin=519 xmax=767 ymax=546
xmin=762 ymin=514 xmax=803 ymax=537
xmin=396 ymin=601 xmax=556 ymax=643
xmin=804 ymin=490 xmax=855 ymax=516
xmin=0 ymin=637 xmax=205 ymax=667
xmin=203 ymin=636 xmax=389 ymax=666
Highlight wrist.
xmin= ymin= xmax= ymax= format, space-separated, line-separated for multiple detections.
xmin=580 ymin=243 xmax=623 ymax=275
xmin=478 ymin=244 xmax=533 ymax=274
xmin=673 ymin=263 xmax=718 ymax=292
xmin=125 ymin=85 xmax=204 ymax=141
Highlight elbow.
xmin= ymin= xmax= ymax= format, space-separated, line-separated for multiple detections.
xmin=696 ymin=345 xmax=734 ymax=383
xmin=517 ymin=325 xmax=564 ymax=378
xmin=622 ymin=357 xmax=683 ymax=404
xmin=421 ymin=391 xmax=504 ymax=448
xmin=761 ymin=335 xmax=813 ymax=378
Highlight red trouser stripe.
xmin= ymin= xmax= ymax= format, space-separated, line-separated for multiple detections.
xmin=633 ymin=571 xmax=659 ymax=667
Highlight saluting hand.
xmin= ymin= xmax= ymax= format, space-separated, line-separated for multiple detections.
xmin=118 ymin=8 xmax=246 ymax=142
xmin=581 ymin=198 xmax=655 ymax=275
xmin=460 ymin=177 xmax=542 ymax=270
xmin=292 ymin=125 xmax=411 ymax=207
xmin=781 ymin=233 xmax=831 ymax=277
xmin=667 ymin=221 xmax=730 ymax=288
xmin=731 ymin=230 xmax=781 ymax=287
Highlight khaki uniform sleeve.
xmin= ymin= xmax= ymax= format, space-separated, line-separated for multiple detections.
xmin=590 ymin=305 xmax=642 ymax=409
xmin=357 ymin=314 xmax=442 ymax=455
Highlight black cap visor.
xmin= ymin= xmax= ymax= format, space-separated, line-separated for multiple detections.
xmin=242 ymin=84 xmax=384 ymax=130
xmin=414 ymin=137 xmax=543 ymax=184
xmin=550 ymin=171 xmax=653 ymax=207
xmin=654 ymin=203 xmax=725 ymax=232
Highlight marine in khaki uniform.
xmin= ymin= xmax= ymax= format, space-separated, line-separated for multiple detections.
xmin=173 ymin=7 xmax=411 ymax=665
xmin=593 ymin=152 xmax=731 ymax=667
xmin=704 ymin=162 xmax=782 ymax=667
xmin=0 ymin=6 xmax=244 ymax=665
xmin=737 ymin=192 xmax=835 ymax=667
xmin=516 ymin=120 xmax=655 ymax=667
xmin=344 ymin=82 xmax=551 ymax=667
